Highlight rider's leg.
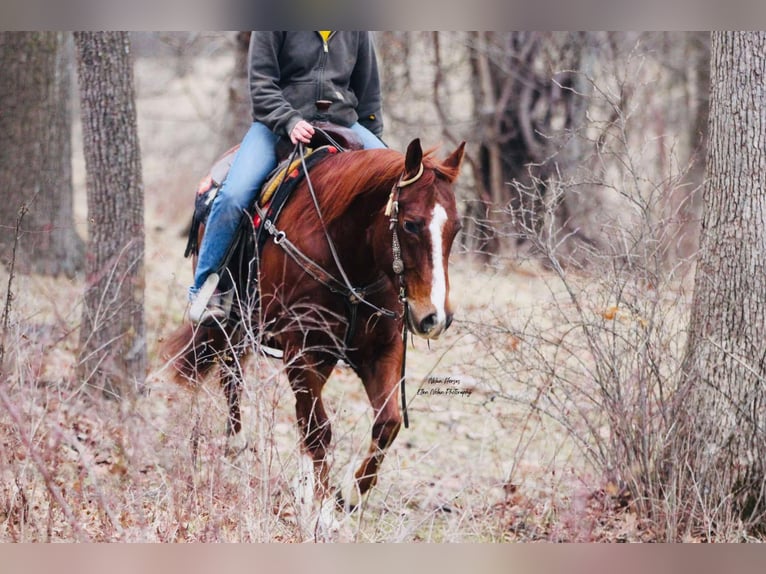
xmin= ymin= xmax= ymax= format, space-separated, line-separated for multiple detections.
xmin=189 ymin=122 xmax=278 ymax=322
xmin=189 ymin=122 xmax=277 ymax=324
xmin=350 ymin=122 xmax=386 ymax=150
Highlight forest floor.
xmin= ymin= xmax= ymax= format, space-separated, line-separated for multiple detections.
xmin=0 ymin=235 xmax=654 ymax=542
xmin=0 ymin=49 xmax=669 ymax=542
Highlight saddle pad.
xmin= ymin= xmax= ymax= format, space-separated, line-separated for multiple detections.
xmin=254 ymin=145 xmax=339 ymax=255
xmin=260 ymin=148 xmax=318 ymax=207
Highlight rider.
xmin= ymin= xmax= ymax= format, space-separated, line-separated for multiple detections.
xmin=189 ymin=31 xmax=387 ymax=325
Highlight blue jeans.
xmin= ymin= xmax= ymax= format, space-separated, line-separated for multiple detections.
xmin=191 ymin=121 xmax=385 ymax=295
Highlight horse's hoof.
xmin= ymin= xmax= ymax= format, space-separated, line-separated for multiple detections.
xmin=335 ymin=488 xmax=359 ymax=513
xmin=315 ymin=499 xmax=342 ymax=542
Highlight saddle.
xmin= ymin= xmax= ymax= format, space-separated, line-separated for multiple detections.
xmin=184 ymin=122 xmax=362 ymax=260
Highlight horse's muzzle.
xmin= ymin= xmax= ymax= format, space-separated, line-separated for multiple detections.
xmin=407 ymin=308 xmax=453 ymax=340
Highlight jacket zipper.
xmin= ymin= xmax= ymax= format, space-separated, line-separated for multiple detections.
xmin=316 ymin=32 xmax=331 ymax=103
xmin=319 ymin=30 xmax=333 ymax=52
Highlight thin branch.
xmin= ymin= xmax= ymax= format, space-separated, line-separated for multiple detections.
xmin=0 ymin=199 xmax=32 ymax=376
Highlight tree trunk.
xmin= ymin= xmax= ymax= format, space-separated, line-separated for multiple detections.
xmin=659 ymin=32 xmax=709 ymax=277
xmin=0 ymin=32 xmax=84 ymax=277
xmin=680 ymin=31 xmax=766 ymax=534
xmin=74 ymin=32 xmax=146 ymax=399
xmin=466 ymin=31 xmax=504 ymax=257
xmin=218 ymin=31 xmax=251 ymax=152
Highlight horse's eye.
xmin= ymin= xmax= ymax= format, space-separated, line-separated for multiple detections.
xmin=403 ymin=220 xmax=421 ymax=234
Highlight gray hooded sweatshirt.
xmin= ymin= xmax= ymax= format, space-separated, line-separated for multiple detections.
xmin=248 ymin=31 xmax=384 ymax=139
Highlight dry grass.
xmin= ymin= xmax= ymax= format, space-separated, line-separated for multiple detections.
xmin=0 ymin=242 xmax=665 ymax=541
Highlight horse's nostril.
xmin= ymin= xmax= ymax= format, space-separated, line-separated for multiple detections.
xmin=419 ymin=313 xmax=438 ymax=334
xmin=446 ymin=313 xmax=454 ymax=329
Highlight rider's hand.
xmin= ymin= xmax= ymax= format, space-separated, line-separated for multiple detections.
xmin=290 ymin=120 xmax=315 ymax=145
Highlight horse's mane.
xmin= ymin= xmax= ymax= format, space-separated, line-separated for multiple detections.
xmin=297 ymin=146 xmax=459 ymax=228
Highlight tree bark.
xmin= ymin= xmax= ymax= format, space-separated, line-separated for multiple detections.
xmin=74 ymin=32 xmax=146 ymax=399
xmin=680 ymin=31 xmax=766 ymax=533
xmin=0 ymin=32 xmax=84 ymax=277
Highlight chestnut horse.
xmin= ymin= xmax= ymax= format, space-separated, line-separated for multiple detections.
xmin=164 ymin=138 xmax=465 ymax=510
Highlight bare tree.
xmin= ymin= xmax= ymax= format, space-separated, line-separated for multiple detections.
xmin=451 ymin=32 xmax=708 ymax=271
xmin=75 ymin=32 xmax=146 ymax=399
xmin=653 ymin=32 xmax=709 ymax=276
xmin=0 ymin=32 xmax=84 ymax=277
xmin=219 ymin=31 xmax=252 ymax=151
xmin=678 ymin=31 xmax=766 ymax=537
xmin=468 ymin=32 xmax=596 ymax=259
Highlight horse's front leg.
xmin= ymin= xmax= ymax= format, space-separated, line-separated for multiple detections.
xmin=340 ymin=343 xmax=403 ymax=510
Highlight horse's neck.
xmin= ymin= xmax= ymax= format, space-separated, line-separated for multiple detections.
xmin=316 ymin=176 xmax=393 ymax=287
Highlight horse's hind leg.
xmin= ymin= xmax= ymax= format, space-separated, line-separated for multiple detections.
xmin=221 ymin=350 xmax=249 ymax=455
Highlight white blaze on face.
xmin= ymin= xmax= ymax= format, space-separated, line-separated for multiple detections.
xmin=429 ymin=203 xmax=449 ymax=324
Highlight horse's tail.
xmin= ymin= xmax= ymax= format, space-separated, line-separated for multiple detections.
xmin=161 ymin=323 xmax=228 ymax=388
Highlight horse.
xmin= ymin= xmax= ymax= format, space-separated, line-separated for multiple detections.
xmin=163 ymin=137 xmax=465 ymax=512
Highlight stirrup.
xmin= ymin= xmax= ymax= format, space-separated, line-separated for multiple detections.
xmin=260 ymin=345 xmax=284 ymax=359
xmin=189 ymin=273 xmax=230 ymax=325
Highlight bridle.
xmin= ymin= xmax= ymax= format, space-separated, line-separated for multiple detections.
xmin=385 ymin=161 xmax=424 ymax=429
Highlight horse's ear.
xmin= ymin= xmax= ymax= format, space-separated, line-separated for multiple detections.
xmin=404 ymin=138 xmax=423 ymax=178
xmin=443 ymin=141 xmax=466 ymax=173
